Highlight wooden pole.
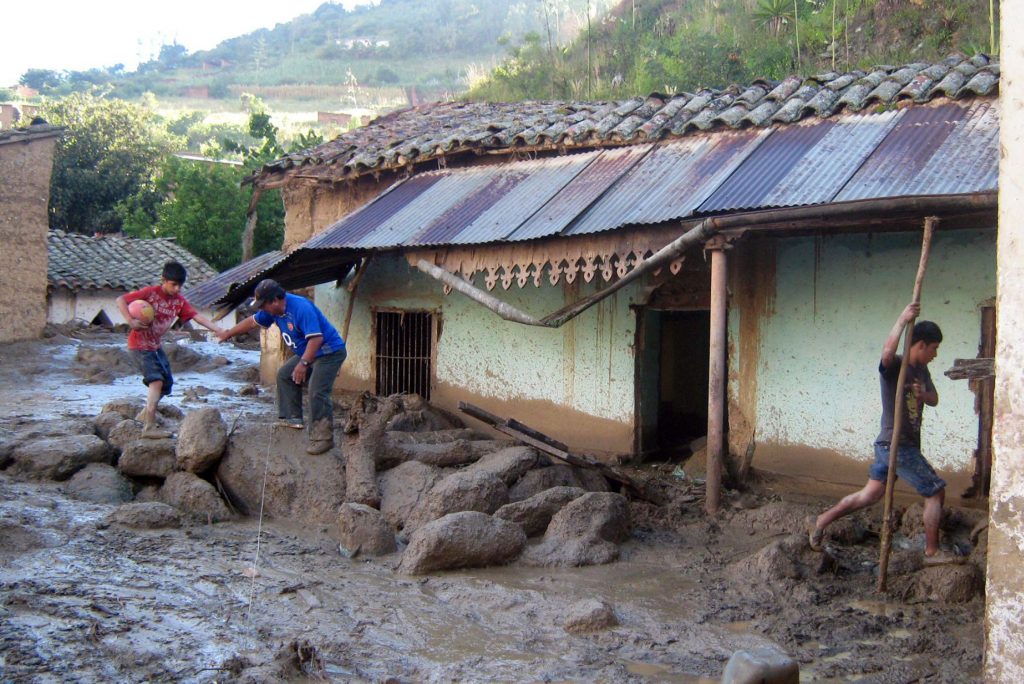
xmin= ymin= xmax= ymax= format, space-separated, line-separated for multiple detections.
xmin=341 ymin=257 xmax=371 ymax=341
xmin=706 ymin=245 xmax=728 ymax=515
xmin=877 ymin=216 xmax=938 ymax=592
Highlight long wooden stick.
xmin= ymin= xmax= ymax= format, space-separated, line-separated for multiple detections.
xmin=877 ymin=216 xmax=939 ymax=592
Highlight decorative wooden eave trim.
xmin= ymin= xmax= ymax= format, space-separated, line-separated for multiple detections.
xmin=404 ymin=226 xmax=690 ymax=293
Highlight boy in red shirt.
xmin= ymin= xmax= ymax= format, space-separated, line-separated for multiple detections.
xmin=116 ymin=262 xmax=223 ymax=438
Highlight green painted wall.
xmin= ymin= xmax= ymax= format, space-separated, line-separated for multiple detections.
xmin=738 ymin=228 xmax=996 ymax=485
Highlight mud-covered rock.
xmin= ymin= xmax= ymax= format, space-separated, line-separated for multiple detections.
xmin=404 ymin=469 xmax=509 ymax=534
xmin=107 ymin=419 xmax=143 ymax=453
xmin=900 ymin=502 xmax=971 ymax=539
xmin=176 ymin=407 xmax=228 ymax=473
xmin=105 ymin=501 xmax=181 ymax=529
xmin=101 ymin=399 xmax=146 ymax=421
xmin=9 ymin=434 xmax=112 ymax=481
xmin=463 ymin=446 xmax=538 ymax=486
xmin=563 ymin=599 xmax=618 ymax=634
xmin=118 ymin=439 xmax=177 ymax=479
xmin=378 ymin=460 xmax=444 ymax=532
xmin=521 ymin=492 xmax=631 ymax=567
xmin=722 ymin=648 xmax=799 ymax=684
xmin=385 ymin=394 xmax=463 ymax=433
xmin=216 ymin=421 xmax=346 ymax=526
xmin=338 ymin=503 xmax=397 ymax=556
xmin=912 ymin=564 xmax=982 ymax=603
xmin=494 ymin=486 xmax=586 ymax=537
xmin=729 ymin=534 xmax=838 ymax=583
xmin=159 ymin=471 xmax=234 ymax=523
xmin=94 ymin=411 xmax=126 ymax=441
xmin=398 ymin=511 xmax=526 ymax=575
xmin=135 ymin=484 xmax=161 ymax=503
xmin=0 ymin=520 xmax=61 ymax=553
xmin=508 ymin=465 xmax=609 ymax=503
xmin=65 ymin=463 xmax=134 ymax=504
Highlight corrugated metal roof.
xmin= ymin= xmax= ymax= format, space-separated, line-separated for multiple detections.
xmin=183 ymin=249 xmax=286 ymax=309
xmin=299 ymin=99 xmax=998 ymax=253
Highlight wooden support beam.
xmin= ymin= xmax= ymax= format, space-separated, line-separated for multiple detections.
xmin=705 ymin=244 xmax=729 ymax=515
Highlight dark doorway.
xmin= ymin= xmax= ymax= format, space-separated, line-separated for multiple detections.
xmin=636 ymin=309 xmax=711 ymax=459
xmin=374 ymin=310 xmax=434 ymax=399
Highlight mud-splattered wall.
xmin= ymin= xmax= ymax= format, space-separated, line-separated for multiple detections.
xmin=732 ymin=228 xmax=996 ymax=490
xmin=0 ymin=131 xmax=57 ymax=342
xmin=315 ymin=254 xmax=641 ymax=456
xmin=986 ymin=5 xmax=1024 ymax=679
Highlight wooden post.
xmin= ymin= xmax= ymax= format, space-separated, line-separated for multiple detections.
xmin=706 ymin=242 xmax=729 ymax=515
xmin=877 ymin=216 xmax=938 ymax=592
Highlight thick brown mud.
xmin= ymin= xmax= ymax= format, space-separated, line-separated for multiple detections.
xmin=0 ymin=327 xmax=984 ymax=682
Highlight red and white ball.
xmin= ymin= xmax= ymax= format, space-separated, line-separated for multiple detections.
xmin=128 ymin=300 xmax=155 ymax=324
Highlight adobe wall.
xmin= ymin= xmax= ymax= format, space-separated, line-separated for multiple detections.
xmin=0 ymin=136 xmax=56 ymax=342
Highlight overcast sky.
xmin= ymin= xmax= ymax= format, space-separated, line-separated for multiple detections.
xmin=2 ymin=1 xmax=372 ymax=87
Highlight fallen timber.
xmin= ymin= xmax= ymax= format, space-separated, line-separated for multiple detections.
xmin=458 ymin=401 xmax=669 ymax=505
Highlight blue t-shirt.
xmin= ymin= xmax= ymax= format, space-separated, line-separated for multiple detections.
xmin=253 ymin=293 xmax=345 ymax=359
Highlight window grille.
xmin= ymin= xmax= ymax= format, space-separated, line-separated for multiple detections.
xmin=375 ymin=310 xmax=433 ymax=399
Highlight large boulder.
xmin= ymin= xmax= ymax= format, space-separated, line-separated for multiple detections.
xmin=338 ymin=503 xmax=397 ymax=557
xmin=494 ymin=486 xmax=587 ymax=537
xmin=563 ymin=599 xmax=618 ymax=634
xmin=176 ymin=408 xmax=228 ymax=473
xmin=404 ymin=469 xmax=509 ymax=535
xmin=94 ymin=411 xmax=126 ymax=441
xmin=107 ymin=419 xmax=143 ymax=453
xmin=378 ymin=461 xmax=444 ymax=532
xmin=101 ymin=399 xmax=146 ymax=421
xmin=463 ymin=446 xmax=539 ymax=486
xmin=118 ymin=439 xmax=177 ymax=479
xmin=911 ymin=564 xmax=983 ymax=603
xmin=508 ymin=464 xmax=609 ymax=502
xmin=397 ymin=511 xmax=526 ymax=575
xmin=65 ymin=464 xmax=134 ymax=504
xmin=8 ymin=435 xmax=112 ymax=481
xmin=216 ymin=421 xmax=346 ymax=527
xmin=159 ymin=472 xmax=234 ymax=523
xmin=521 ymin=492 xmax=631 ymax=567
xmin=727 ymin=534 xmax=838 ymax=583
xmin=722 ymin=648 xmax=799 ymax=684
xmin=105 ymin=502 xmax=181 ymax=529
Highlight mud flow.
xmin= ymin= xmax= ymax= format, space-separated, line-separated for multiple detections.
xmin=0 ymin=326 xmax=984 ymax=682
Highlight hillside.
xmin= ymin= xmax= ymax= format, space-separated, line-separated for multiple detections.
xmin=469 ymin=0 xmax=1001 ymax=100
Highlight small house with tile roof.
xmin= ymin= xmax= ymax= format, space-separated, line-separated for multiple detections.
xmin=0 ymin=123 xmax=62 ymax=343
xmin=229 ymin=54 xmax=998 ymax=500
xmin=47 ymin=230 xmax=217 ymax=326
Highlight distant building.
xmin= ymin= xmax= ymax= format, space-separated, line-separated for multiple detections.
xmin=0 ymin=103 xmax=39 ymax=129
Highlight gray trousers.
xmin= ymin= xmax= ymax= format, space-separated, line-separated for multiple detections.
xmin=277 ymin=349 xmax=347 ymax=424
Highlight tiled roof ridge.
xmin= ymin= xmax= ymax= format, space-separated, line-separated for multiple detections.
xmin=47 ymin=229 xmax=218 ymax=293
xmin=252 ymin=53 xmax=997 ymax=187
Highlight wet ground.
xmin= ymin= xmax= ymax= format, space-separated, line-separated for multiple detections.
xmin=0 ymin=327 xmax=985 ymax=682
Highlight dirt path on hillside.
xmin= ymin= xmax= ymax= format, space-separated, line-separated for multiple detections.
xmin=0 ymin=328 xmax=985 ymax=682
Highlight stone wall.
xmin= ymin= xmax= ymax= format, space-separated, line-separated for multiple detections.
xmin=986 ymin=5 xmax=1024 ymax=679
xmin=0 ymin=133 xmax=57 ymax=342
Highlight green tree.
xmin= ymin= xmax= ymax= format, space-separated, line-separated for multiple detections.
xmin=19 ymin=68 xmax=65 ymax=92
xmin=37 ymin=92 xmax=180 ymax=233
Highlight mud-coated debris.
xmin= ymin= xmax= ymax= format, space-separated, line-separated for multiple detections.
xmin=216 ymin=421 xmax=346 ymax=525
xmin=239 ymin=383 xmax=260 ymax=396
xmin=912 ymin=563 xmax=982 ymax=603
xmin=135 ymin=484 xmax=161 ymax=503
xmin=463 ymin=446 xmax=539 ymax=486
xmin=563 ymin=599 xmax=618 ymax=633
xmin=521 ymin=492 xmax=631 ymax=567
xmin=0 ymin=520 xmax=57 ymax=553
xmin=403 ymin=469 xmax=509 ymax=536
xmin=338 ymin=503 xmax=397 ymax=556
xmin=899 ymin=502 xmax=970 ymax=539
xmin=107 ymin=419 xmax=143 ymax=453
xmin=385 ymin=394 xmax=463 ymax=433
xmin=65 ymin=463 xmax=134 ymax=504
xmin=729 ymin=534 xmax=838 ymax=582
xmin=101 ymin=399 xmax=146 ymax=421
xmin=94 ymin=411 xmax=126 ymax=440
xmin=9 ymin=434 xmax=112 ymax=481
xmin=495 ymin=486 xmax=587 ymax=537
xmin=721 ymin=647 xmax=799 ymax=684
xmin=159 ymin=472 xmax=235 ymax=523
xmin=176 ymin=407 xmax=228 ymax=473
xmin=509 ymin=464 xmax=609 ymax=503
xmin=398 ymin=511 xmax=526 ymax=575
xmin=118 ymin=439 xmax=177 ymax=479
xmin=378 ymin=460 xmax=444 ymax=532
xmin=105 ymin=501 xmax=181 ymax=529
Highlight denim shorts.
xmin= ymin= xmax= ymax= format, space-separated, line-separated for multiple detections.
xmin=131 ymin=348 xmax=173 ymax=397
xmin=869 ymin=443 xmax=946 ymax=497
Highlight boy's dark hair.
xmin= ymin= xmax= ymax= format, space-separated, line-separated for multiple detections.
xmin=913 ymin=320 xmax=943 ymax=345
xmin=162 ymin=261 xmax=187 ymax=285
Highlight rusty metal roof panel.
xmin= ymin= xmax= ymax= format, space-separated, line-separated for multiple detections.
xmin=506 ymin=146 xmax=652 ymax=242
xmin=183 ymin=249 xmax=286 ymax=310
xmin=836 ymin=101 xmax=994 ymax=201
xmin=565 ymin=129 xmax=771 ymax=235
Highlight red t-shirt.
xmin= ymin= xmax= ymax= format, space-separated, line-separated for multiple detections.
xmin=123 ymin=285 xmax=197 ymax=351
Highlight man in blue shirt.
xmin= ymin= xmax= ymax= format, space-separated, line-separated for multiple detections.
xmin=218 ymin=279 xmax=347 ymax=454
